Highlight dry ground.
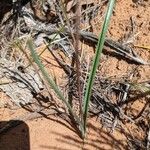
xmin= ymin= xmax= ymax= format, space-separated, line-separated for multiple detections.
xmin=0 ymin=0 xmax=150 ymax=150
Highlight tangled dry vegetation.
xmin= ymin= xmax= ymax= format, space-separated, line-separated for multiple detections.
xmin=0 ymin=0 xmax=150 ymax=149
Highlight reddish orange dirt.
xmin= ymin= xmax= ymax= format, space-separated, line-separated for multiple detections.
xmin=0 ymin=0 xmax=150 ymax=150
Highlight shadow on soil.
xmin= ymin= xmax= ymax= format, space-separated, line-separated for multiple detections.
xmin=40 ymin=122 xmax=127 ymax=150
xmin=0 ymin=120 xmax=30 ymax=150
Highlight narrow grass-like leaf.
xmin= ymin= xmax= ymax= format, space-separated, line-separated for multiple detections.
xmin=28 ymin=40 xmax=67 ymax=103
xmin=27 ymin=40 xmax=84 ymax=137
xmin=83 ymin=0 xmax=116 ymax=133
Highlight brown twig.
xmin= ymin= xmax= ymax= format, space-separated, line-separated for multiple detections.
xmin=74 ymin=0 xmax=83 ymax=124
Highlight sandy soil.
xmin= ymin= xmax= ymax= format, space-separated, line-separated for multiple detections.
xmin=0 ymin=0 xmax=150 ymax=150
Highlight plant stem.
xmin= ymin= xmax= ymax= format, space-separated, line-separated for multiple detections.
xmin=27 ymin=40 xmax=84 ymax=137
xmin=83 ymin=0 xmax=116 ymax=134
xmin=74 ymin=0 xmax=83 ymax=126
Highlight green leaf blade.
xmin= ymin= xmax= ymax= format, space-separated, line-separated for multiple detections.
xmin=83 ymin=0 xmax=116 ymax=133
